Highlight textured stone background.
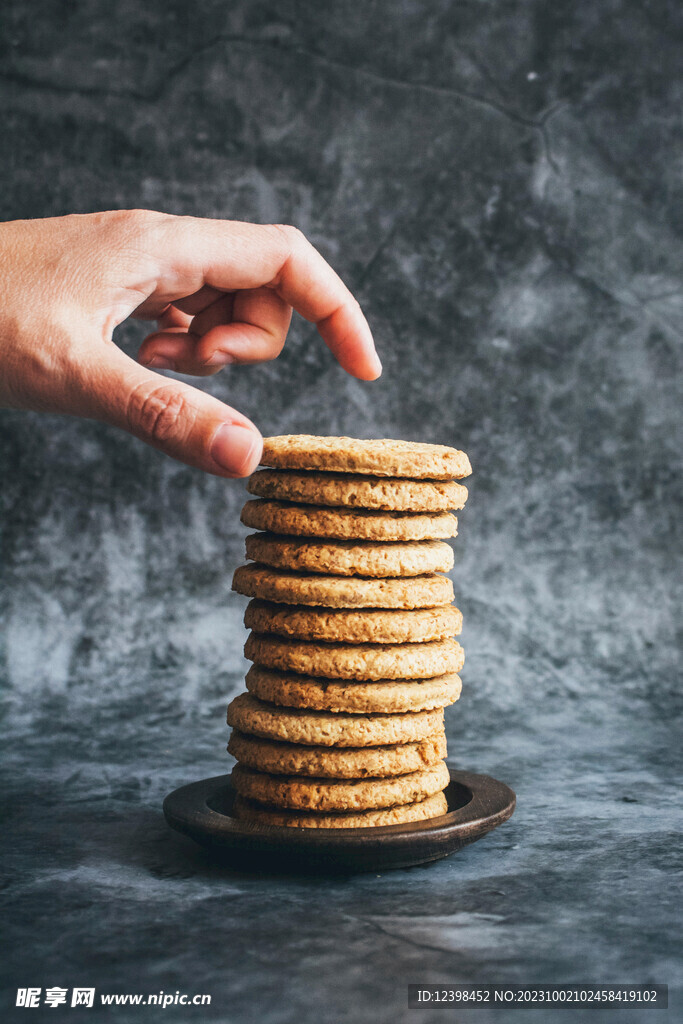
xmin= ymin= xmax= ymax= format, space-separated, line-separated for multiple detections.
xmin=1 ymin=2 xmax=681 ymax=1022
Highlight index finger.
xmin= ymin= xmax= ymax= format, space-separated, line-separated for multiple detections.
xmin=148 ymin=217 xmax=382 ymax=381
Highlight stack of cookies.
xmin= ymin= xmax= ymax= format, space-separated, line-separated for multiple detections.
xmin=227 ymin=435 xmax=471 ymax=828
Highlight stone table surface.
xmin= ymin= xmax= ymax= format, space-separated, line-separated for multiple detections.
xmin=1 ymin=2 xmax=681 ymax=1022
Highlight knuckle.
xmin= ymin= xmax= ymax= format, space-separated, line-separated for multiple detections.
xmin=104 ymin=208 xmax=169 ymax=240
xmin=123 ymin=208 xmax=163 ymax=228
xmin=127 ymin=382 xmax=193 ymax=445
xmin=272 ymin=223 xmax=306 ymax=251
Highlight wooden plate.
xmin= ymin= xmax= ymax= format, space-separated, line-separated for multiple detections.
xmin=163 ymin=769 xmax=515 ymax=873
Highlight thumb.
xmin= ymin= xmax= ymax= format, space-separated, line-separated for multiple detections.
xmin=83 ymin=345 xmax=263 ymax=477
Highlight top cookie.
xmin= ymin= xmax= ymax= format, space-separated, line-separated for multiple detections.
xmin=261 ymin=435 xmax=472 ymax=480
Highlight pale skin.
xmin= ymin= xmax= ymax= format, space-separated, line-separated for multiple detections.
xmin=0 ymin=210 xmax=381 ymax=476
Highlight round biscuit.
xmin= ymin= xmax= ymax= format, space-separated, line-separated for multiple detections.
xmin=247 ymin=469 xmax=468 ymax=512
xmin=243 ymin=601 xmax=462 ymax=643
xmin=226 ymin=692 xmax=444 ymax=747
xmin=245 ymin=663 xmax=464 ymax=712
xmin=240 ymin=500 xmax=459 ymax=541
xmin=227 ymin=730 xmax=447 ymax=778
xmin=245 ymin=533 xmax=454 ymax=578
xmin=231 ymin=761 xmax=450 ymax=810
xmin=260 ymin=435 xmax=471 ymax=480
xmin=232 ymin=563 xmax=454 ymax=609
xmin=244 ymin=666 xmax=463 ymax=713
xmin=232 ymin=791 xmax=449 ymax=828
xmin=244 ymin=633 xmax=465 ymax=681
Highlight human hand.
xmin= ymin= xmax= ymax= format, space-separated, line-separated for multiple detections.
xmin=0 ymin=210 xmax=381 ymax=476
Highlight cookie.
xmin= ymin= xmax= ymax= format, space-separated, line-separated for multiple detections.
xmin=245 ymin=666 xmax=463 ymax=713
xmin=241 ymin=500 xmax=459 ymax=541
xmin=244 ymin=601 xmax=463 ymax=644
xmin=245 ymin=533 xmax=454 ymax=578
xmin=247 ymin=470 xmax=468 ymax=512
xmin=244 ymin=633 xmax=465 ymax=681
xmin=231 ymin=761 xmax=450 ymax=810
xmin=227 ymin=730 xmax=447 ymax=778
xmin=232 ymin=791 xmax=449 ymax=828
xmin=232 ymin=563 xmax=454 ymax=609
xmin=226 ymin=692 xmax=444 ymax=746
xmin=260 ymin=435 xmax=471 ymax=480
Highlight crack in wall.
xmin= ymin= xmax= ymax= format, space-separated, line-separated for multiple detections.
xmin=0 ymin=32 xmax=552 ymax=137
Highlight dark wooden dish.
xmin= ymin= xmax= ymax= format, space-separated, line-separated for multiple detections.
xmin=163 ymin=769 xmax=515 ymax=873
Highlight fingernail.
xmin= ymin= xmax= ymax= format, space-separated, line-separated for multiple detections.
xmin=369 ymin=351 xmax=383 ymax=378
xmin=147 ymin=355 xmax=176 ymax=370
xmin=206 ymin=350 xmax=236 ymax=367
xmin=210 ymin=424 xmax=262 ymax=476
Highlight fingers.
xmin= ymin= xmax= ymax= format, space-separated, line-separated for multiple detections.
xmin=264 ymin=225 xmax=382 ymax=381
xmin=137 ymin=288 xmax=292 ymax=374
xmin=156 ymin=306 xmax=193 ymax=331
xmin=131 ymin=216 xmax=381 ymax=381
xmin=79 ymin=344 xmax=263 ymax=477
xmin=195 ymin=288 xmax=293 ymax=366
xmin=136 ymin=331 xmax=224 ymax=377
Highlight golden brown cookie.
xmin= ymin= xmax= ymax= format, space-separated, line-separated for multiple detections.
xmin=227 ymin=730 xmax=447 ymax=778
xmin=232 ymin=791 xmax=449 ymax=828
xmin=231 ymin=761 xmax=450 ymax=810
xmin=245 ymin=666 xmax=463 ymax=713
xmin=244 ymin=601 xmax=462 ymax=644
xmin=244 ymin=633 xmax=465 ymax=681
xmin=241 ymin=499 xmax=459 ymax=541
xmin=232 ymin=563 xmax=454 ymax=609
xmin=226 ymin=692 xmax=444 ymax=746
xmin=260 ymin=435 xmax=472 ymax=480
xmin=245 ymin=533 xmax=454 ymax=578
xmin=247 ymin=470 xmax=468 ymax=512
